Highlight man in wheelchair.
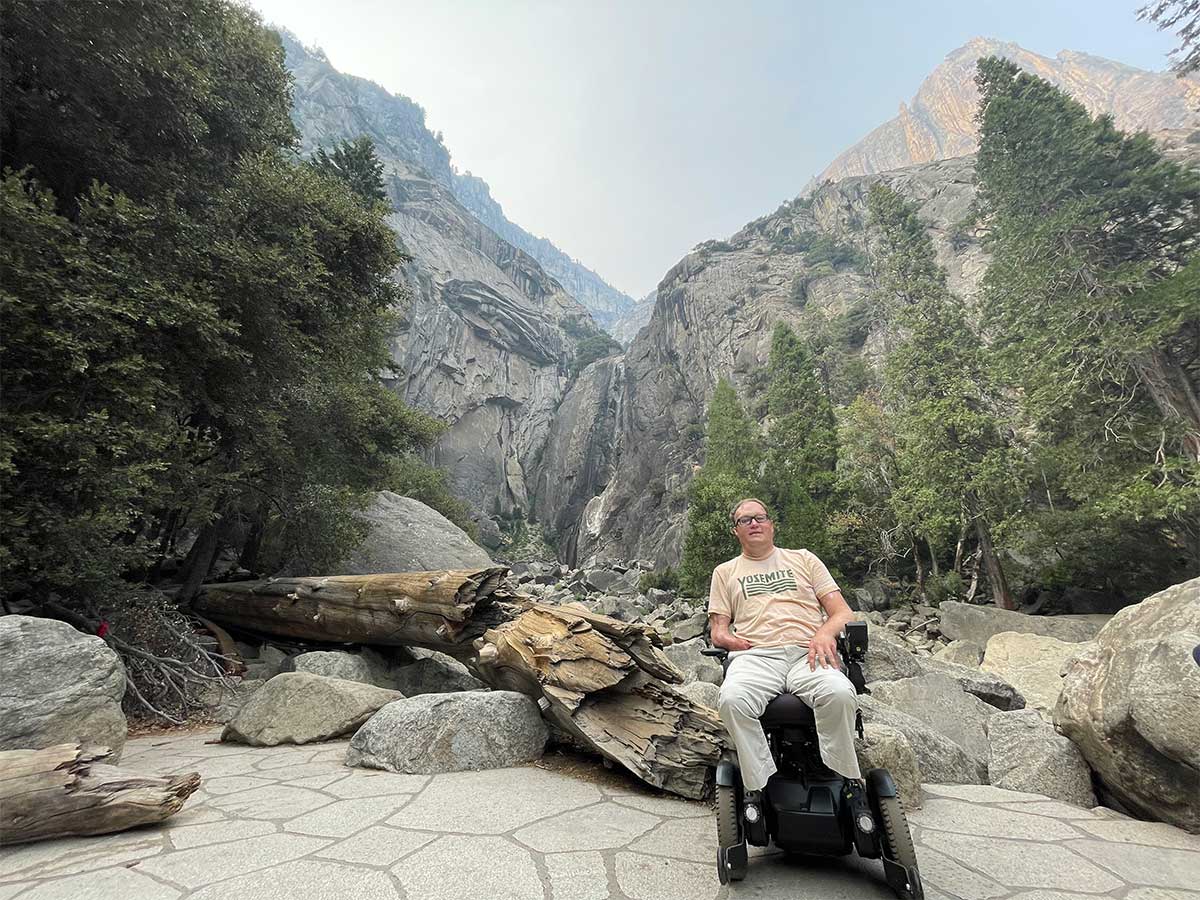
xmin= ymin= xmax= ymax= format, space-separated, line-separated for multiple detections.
xmin=703 ymin=497 xmax=923 ymax=899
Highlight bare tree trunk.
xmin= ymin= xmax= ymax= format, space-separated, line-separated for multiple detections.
xmin=910 ymin=535 xmax=926 ymax=600
xmin=1131 ymin=345 xmax=1200 ymax=462
xmin=178 ymin=519 xmax=222 ymax=604
xmin=0 ymin=744 xmax=200 ymax=846
xmin=974 ymin=517 xmax=1015 ymax=609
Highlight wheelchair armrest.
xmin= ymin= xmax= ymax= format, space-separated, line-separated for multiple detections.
xmin=700 ymin=647 xmax=729 ymax=660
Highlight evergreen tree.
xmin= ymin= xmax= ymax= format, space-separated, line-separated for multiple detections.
xmin=679 ymin=379 xmax=761 ymax=597
xmin=867 ymin=183 xmax=1019 ymax=606
xmin=0 ymin=0 xmax=463 ymax=629
xmin=975 ymin=56 xmax=1200 ymax=586
xmin=310 ymin=136 xmax=389 ymax=204
xmin=761 ymin=324 xmax=836 ymax=557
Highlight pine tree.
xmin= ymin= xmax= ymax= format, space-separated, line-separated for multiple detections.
xmin=761 ymin=324 xmax=836 ymax=557
xmin=678 ymin=379 xmax=761 ymax=597
xmin=310 ymin=136 xmax=389 ymax=204
xmin=867 ymin=183 xmax=1019 ymax=607
xmin=975 ymin=55 xmax=1200 ymax=585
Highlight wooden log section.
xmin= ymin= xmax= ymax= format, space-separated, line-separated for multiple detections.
xmin=194 ymin=571 xmax=730 ymax=797
xmin=0 ymin=744 xmax=201 ymax=846
xmin=474 ymin=604 xmax=729 ymax=799
xmin=195 ymin=568 xmax=513 ymax=654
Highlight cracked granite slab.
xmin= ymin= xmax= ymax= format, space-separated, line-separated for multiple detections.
xmin=1 ymin=728 xmax=1197 ymax=900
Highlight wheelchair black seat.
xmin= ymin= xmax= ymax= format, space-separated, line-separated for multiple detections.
xmin=759 ymin=692 xmax=816 ymax=728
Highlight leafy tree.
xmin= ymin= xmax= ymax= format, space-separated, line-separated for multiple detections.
xmin=868 ymin=183 xmax=1019 ymax=606
xmin=0 ymin=0 xmax=465 ymax=640
xmin=310 ymin=136 xmax=389 ymax=203
xmin=761 ymin=324 xmax=837 ymax=558
xmin=679 ymin=380 xmax=761 ymax=596
xmin=975 ymin=56 xmax=1200 ymax=587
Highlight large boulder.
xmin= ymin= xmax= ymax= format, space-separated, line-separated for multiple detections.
xmin=662 ymin=638 xmax=723 ymax=685
xmin=863 ymin=624 xmax=922 ymax=684
xmin=679 ymin=680 xmax=720 ymax=710
xmin=918 ymin=657 xmax=1025 ymax=711
xmin=986 ymin=708 xmax=1096 ymax=808
xmin=1055 ymin=577 xmax=1200 ymax=833
xmin=346 ymin=691 xmax=548 ymax=774
xmin=934 ymin=639 xmax=984 ymax=667
xmin=981 ymin=631 xmax=1089 ymax=717
xmin=858 ymin=695 xmax=987 ymax=784
xmin=0 ymin=615 xmax=127 ymax=761
xmin=938 ymin=601 xmax=1107 ymax=646
xmin=221 ymin=672 xmax=403 ymax=746
xmin=870 ymin=673 xmax=996 ymax=768
xmin=391 ymin=648 xmax=487 ymax=695
xmin=283 ymin=648 xmax=397 ymax=689
xmin=333 ymin=491 xmax=493 ymax=575
xmin=855 ymin=723 xmax=922 ymax=810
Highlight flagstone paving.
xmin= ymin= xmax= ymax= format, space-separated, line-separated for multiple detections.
xmin=2 ymin=728 xmax=1198 ymax=900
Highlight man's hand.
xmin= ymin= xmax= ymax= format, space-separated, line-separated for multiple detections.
xmin=806 ymin=629 xmax=841 ymax=671
xmin=709 ymin=613 xmax=752 ymax=652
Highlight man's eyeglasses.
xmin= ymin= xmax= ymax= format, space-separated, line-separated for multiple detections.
xmin=734 ymin=514 xmax=770 ymax=527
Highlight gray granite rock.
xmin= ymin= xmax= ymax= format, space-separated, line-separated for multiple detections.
xmin=986 ymin=708 xmax=1096 ymax=808
xmin=871 ymin=673 xmax=997 ymax=766
xmin=347 ymin=691 xmax=547 ymax=774
xmin=221 ymin=672 xmax=403 ymax=746
xmin=918 ymin=657 xmax=1026 ymax=711
xmin=982 ymin=631 xmax=1089 ymax=716
xmin=390 ymin=648 xmax=486 ymax=695
xmin=679 ymin=680 xmax=719 ymax=710
xmin=859 ymin=695 xmax=987 ymax=784
xmin=662 ymin=638 xmax=723 ymax=685
xmin=283 ymin=648 xmax=396 ymax=689
xmin=938 ymin=601 xmax=1108 ymax=646
xmin=856 ymin=723 xmax=922 ymax=810
xmin=863 ymin=623 xmax=923 ymax=684
xmin=1056 ymin=577 xmax=1200 ymax=834
xmin=935 ymin=639 xmax=984 ymax=667
xmin=0 ymin=615 xmax=127 ymax=760
xmin=331 ymin=491 xmax=493 ymax=575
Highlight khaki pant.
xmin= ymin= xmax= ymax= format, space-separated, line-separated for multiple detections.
xmin=717 ymin=646 xmax=862 ymax=791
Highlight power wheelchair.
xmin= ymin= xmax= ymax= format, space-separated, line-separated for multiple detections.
xmin=702 ymin=622 xmax=923 ymax=899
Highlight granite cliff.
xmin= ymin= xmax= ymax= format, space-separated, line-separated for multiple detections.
xmin=283 ymin=33 xmax=616 ymax=529
xmin=816 ymin=37 xmax=1199 ymax=185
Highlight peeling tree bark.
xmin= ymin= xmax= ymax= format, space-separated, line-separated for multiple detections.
xmin=194 ymin=573 xmax=729 ymax=797
xmin=0 ymin=744 xmax=201 ymax=845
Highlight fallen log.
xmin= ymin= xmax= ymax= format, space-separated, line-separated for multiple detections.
xmin=475 ymin=604 xmax=728 ymax=798
xmin=195 ymin=568 xmax=513 ymax=653
xmin=194 ymin=571 xmax=730 ymax=797
xmin=0 ymin=744 xmax=201 ymax=845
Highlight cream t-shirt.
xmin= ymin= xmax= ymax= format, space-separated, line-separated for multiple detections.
xmin=707 ymin=547 xmax=840 ymax=648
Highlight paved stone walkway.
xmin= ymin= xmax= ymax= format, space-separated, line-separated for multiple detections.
xmin=1 ymin=729 xmax=1198 ymax=900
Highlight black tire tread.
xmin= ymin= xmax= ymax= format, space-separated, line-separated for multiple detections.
xmin=878 ymin=793 xmax=921 ymax=897
xmin=715 ymin=784 xmax=741 ymax=849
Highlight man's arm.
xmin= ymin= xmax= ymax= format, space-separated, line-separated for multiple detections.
xmin=806 ymin=589 xmax=856 ymax=670
xmin=709 ymin=613 xmax=752 ymax=651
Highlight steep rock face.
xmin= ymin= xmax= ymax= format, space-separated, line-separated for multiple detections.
xmin=609 ymin=290 xmax=658 ymax=347
xmin=282 ymin=33 xmax=597 ymax=519
xmin=453 ymin=172 xmax=637 ymax=331
xmin=564 ymin=156 xmax=981 ymax=565
xmin=817 ymin=38 xmax=1199 ymax=184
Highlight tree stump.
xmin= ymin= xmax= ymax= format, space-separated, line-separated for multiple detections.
xmin=0 ymin=744 xmax=201 ymax=845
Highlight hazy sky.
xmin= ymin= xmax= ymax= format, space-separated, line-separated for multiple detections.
xmin=244 ymin=0 xmax=1178 ymax=299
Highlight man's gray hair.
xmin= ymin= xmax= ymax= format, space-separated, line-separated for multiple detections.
xmin=730 ymin=497 xmax=771 ymax=525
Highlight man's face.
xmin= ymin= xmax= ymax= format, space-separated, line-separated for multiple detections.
xmin=732 ymin=501 xmax=775 ymax=555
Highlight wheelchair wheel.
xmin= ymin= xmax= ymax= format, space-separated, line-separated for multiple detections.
xmin=715 ymin=784 xmax=747 ymax=883
xmin=877 ymin=794 xmax=923 ymax=900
